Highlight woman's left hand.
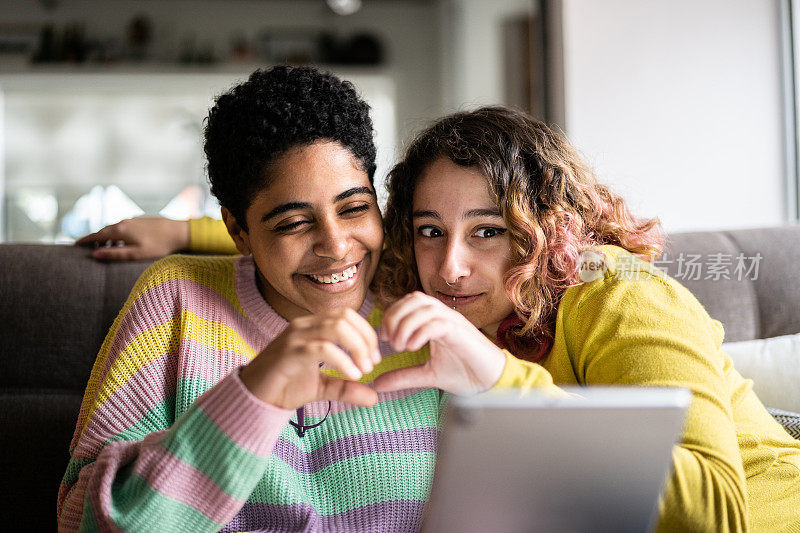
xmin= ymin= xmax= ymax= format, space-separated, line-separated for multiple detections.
xmin=373 ymin=291 xmax=507 ymax=395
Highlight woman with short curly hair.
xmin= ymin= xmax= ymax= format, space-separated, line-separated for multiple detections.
xmin=372 ymin=106 xmax=800 ymax=532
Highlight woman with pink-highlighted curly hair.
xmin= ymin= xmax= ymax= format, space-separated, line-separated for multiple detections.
xmin=371 ymin=106 xmax=800 ymax=532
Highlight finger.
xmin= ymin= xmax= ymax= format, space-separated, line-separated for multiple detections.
xmin=390 ymin=304 xmax=447 ymax=352
xmin=317 ymin=375 xmax=378 ymax=407
xmin=303 ymin=340 xmax=363 ymax=380
xmin=75 ymin=231 xmax=107 ymax=246
xmin=91 ymin=246 xmax=143 ymax=262
xmin=404 ymin=318 xmax=451 ymax=352
xmin=74 ymin=233 xmax=98 ymax=246
xmin=305 ymin=314 xmax=374 ymax=374
xmin=340 ymin=308 xmax=381 ymax=365
xmin=371 ymin=364 xmax=436 ymax=392
xmin=75 ymin=224 xmax=124 ymax=246
xmin=380 ymin=292 xmax=432 ymax=342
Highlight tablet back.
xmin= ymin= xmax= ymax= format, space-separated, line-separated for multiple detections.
xmin=422 ymin=387 xmax=690 ymax=533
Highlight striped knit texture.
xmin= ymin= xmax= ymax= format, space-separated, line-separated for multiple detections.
xmin=57 ymin=254 xmax=442 ymax=532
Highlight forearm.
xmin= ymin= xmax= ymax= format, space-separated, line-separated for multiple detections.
xmin=655 ymin=445 xmax=748 ymax=533
xmin=489 ymin=350 xmax=568 ymax=396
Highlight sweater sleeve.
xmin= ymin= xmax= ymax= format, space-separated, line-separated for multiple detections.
xmin=490 ymin=350 xmax=567 ymax=397
xmin=57 ymin=263 xmax=292 ymax=532
xmin=564 ymin=272 xmax=748 ymax=532
xmin=188 ymin=217 xmax=239 ymax=255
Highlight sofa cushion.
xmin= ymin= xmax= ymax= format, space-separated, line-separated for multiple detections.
xmin=722 ymin=332 xmax=800 ymax=412
xmin=767 ymin=408 xmax=800 ymax=440
xmin=0 ymin=391 xmax=83 ymax=530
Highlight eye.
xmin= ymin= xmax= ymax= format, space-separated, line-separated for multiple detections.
xmin=274 ymin=219 xmax=310 ymax=233
xmin=474 ymin=227 xmax=507 ymax=238
xmin=340 ymin=203 xmax=371 ymax=216
xmin=417 ymin=225 xmax=443 ymax=238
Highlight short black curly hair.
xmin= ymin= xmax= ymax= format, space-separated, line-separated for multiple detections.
xmin=204 ymin=65 xmax=377 ymax=230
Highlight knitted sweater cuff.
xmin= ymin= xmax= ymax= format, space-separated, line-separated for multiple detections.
xmin=195 ymin=367 xmax=294 ymax=458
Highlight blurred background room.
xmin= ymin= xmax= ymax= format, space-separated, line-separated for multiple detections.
xmin=0 ymin=0 xmax=798 ymax=243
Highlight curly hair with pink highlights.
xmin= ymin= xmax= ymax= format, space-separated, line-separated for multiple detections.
xmin=374 ymin=106 xmax=664 ymax=362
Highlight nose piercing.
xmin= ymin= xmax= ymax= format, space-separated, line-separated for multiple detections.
xmin=445 ymin=278 xmax=459 ymax=287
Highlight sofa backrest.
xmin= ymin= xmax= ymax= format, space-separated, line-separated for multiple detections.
xmin=0 ymin=244 xmax=153 ymax=392
xmin=661 ymin=225 xmax=800 ymax=342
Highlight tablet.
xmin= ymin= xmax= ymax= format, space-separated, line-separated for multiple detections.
xmin=422 ymin=387 xmax=690 ymax=533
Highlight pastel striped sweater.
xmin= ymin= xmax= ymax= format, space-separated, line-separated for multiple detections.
xmin=57 ymin=254 xmax=447 ymax=532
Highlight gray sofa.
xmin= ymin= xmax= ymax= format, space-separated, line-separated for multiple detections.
xmin=1 ymin=225 xmax=799 ymax=530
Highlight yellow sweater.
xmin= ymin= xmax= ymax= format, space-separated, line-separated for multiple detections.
xmin=188 ymin=218 xmax=800 ymax=531
xmin=188 ymin=216 xmax=240 ymax=254
xmin=497 ymin=245 xmax=800 ymax=532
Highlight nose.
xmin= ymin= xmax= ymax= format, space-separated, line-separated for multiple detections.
xmin=313 ymin=217 xmax=350 ymax=260
xmin=438 ymin=236 xmax=470 ymax=284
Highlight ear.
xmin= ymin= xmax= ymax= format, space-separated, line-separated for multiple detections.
xmin=221 ymin=206 xmax=253 ymax=256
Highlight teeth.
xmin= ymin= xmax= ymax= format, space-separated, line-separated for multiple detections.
xmin=308 ymin=265 xmax=358 ymax=284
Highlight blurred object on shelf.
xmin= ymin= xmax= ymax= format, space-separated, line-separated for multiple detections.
xmin=31 ymin=24 xmax=57 ymax=62
xmin=326 ymin=0 xmax=362 ymax=16
xmin=177 ymin=33 xmax=217 ymax=65
xmin=340 ymin=33 xmax=384 ymax=65
xmin=254 ymin=28 xmax=385 ymax=66
xmin=125 ymin=15 xmax=152 ymax=61
xmin=0 ymin=23 xmax=40 ymax=66
xmin=230 ymin=32 xmax=255 ymax=62
xmin=257 ymin=29 xmax=322 ymax=64
xmin=32 ymin=22 xmax=97 ymax=64
xmin=6 ymin=13 xmax=385 ymax=69
xmin=320 ymin=32 xmax=384 ymax=65
xmin=62 ymin=23 xmax=88 ymax=63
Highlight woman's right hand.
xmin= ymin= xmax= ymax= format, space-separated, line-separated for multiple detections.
xmin=75 ymin=217 xmax=190 ymax=261
xmin=240 ymin=308 xmax=381 ymax=409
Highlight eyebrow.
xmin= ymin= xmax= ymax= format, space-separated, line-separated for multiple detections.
xmin=261 ymin=186 xmax=375 ymax=223
xmin=334 ymin=186 xmax=375 ymax=202
xmin=261 ymin=202 xmax=311 ymax=223
xmin=412 ymin=207 xmax=502 ymax=220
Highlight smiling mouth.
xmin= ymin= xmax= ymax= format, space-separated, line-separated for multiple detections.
xmin=304 ymin=262 xmax=360 ymax=285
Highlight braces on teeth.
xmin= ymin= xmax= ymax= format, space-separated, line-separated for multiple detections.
xmin=308 ymin=265 xmax=357 ymax=284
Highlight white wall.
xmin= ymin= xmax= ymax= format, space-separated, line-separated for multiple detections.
xmin=562 ymin=0 xmax=787 ymax=232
